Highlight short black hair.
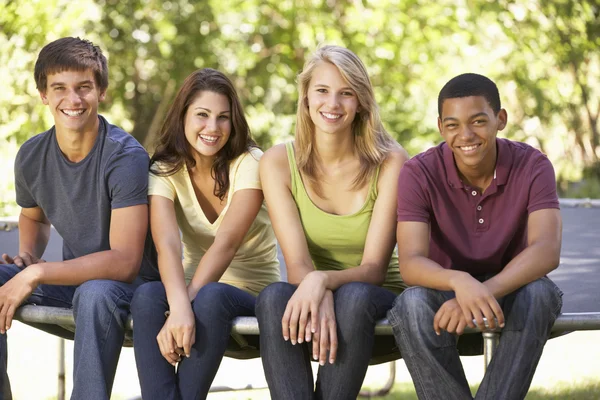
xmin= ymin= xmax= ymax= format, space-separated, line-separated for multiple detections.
xmin=34 ymin=37 xmax=108 ymax=92
xmin=438 ymin=73 xmax=501 ymax=117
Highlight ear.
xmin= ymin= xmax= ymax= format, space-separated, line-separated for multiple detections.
xmin=99 ymin=90 xmax=107 ymax=102
xmin=437 ymin=117 xmax=443 ymax=135
xmin=304 ymin=97 xmax=309 ymax=109
xmin=497 ymin=108 xmax=507 ymax=131
xmin=39 ymin=91 xmax=49 ymax=105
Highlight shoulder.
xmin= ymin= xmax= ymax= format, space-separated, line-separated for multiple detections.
xmin=233 ymin=147 xmax=264 ymax=167
xmin=502 ymin=138 xmax=553 ymax=171
xmin=401 ymin=143 xmax=444 ymax=176
xmin=379 ymin=145 xmax=409 ymax=181
xmin=260 ymin=142 xmax=289 ymax=169
xmin=103 ymin=117 xmax=147 ymax=157
xmin=16 ymin=128 xmax=53 ymax=161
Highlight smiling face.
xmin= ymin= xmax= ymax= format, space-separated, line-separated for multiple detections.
xmin=184 ymin=90 xmax=231 ymax=163
xmin=305 ymin=62 xmax=359 ymax=138
xmin=438 ymin=95 xmax=507 ymax=174
xmin=40 ymin=69 xmax=105 ymax=135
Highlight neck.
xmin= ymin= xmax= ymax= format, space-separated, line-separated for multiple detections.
xmin=456 ymin=153 xmax=497 ymax=192
xmin=55 ymin=117 xmax=100 ymax=163
xmin=313 ymin=130 xmax=355 ymax=165
xmin=191 ymin=153 xmax=216 ymax=175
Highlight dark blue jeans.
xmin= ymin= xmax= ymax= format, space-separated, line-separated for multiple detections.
xmin=256 ymin=281 xmax=397 ymax=400
xmin=388 ymin=277 xmax=563 ymax=400
xmin=131 ymin=281 xmax=256 ymax=400
xmin=0 ymin=264 xmax=137 ymax=400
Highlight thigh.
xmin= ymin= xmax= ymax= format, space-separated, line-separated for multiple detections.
xmin=0 ymin=263 xmax=75 ymax=307
xmin=333 ymin=282 xmax=397 ymax=322
xmin=193 ymin=282 xmax=256 ymax=318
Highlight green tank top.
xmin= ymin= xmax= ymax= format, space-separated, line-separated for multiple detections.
xmin=286 ymin=142 xmax=406 ymax=294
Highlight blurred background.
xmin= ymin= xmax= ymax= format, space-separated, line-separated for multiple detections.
xmin=1 ymin=0 xmax=599 ymax=216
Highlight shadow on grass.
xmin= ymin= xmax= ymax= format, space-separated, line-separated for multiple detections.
xmin=371 ymin=381 xmax=600 ymax=400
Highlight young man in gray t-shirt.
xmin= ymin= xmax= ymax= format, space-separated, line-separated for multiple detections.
xmin=0 ymin=37 xmax=158 ymax=399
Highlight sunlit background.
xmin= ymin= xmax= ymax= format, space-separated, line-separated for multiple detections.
xmin=1 ymin=0 xmax=598 ymax=216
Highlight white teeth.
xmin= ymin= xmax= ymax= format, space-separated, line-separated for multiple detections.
xmin=461 ymin=145 xmax=479 ymax=151
xmin=199 ymin=134 xmax=218 ymax=143
xmin=62 ymin=109 xmax=84 ymax=117
xmin=321 ymin=112 xmax=341 ymax=120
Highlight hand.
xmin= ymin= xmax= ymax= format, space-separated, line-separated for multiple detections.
xmin=450 ymin=273 xmax=505 ymax=331
xmin=282 ymin=271 xmax=327 ymax=345
xmin=156 ymin=304 xmax=196 ymax=366
xmin=0 ymin=266 xmax=41 ymax=334
xmin=311 ymin=290 xmax=338 ymax=365
xmin=1 ymin=252 xmax=45 ymax=268
xmin=433 ymin=298 xmax=468 ymax=335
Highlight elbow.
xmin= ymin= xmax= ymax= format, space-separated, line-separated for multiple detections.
xmin=398 ymin=261 xmax=417 ymax=287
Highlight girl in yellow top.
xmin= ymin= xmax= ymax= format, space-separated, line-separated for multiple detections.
xmin=256 ymin=46 xmax=408 ymax=399
xmin=131 ymin=68 xmax=279 ymax=400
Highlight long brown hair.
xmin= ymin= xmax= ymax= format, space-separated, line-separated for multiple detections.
xmin=295 ymin=46 xmax=396 ymax=196
xmin=150 ymin=68 xmax=256 ymax=200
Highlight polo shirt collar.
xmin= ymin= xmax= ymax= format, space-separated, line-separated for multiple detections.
xmin=443 ymin=138 xmax=513 ymax=189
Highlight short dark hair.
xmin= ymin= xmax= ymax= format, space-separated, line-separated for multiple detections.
xmin=438 ymin=73 xmax=501 ymax=117
xmin=150 ymin=68 xmax=257 ymax=201
xmin=34 ymin=37 xmax=108 ymax=92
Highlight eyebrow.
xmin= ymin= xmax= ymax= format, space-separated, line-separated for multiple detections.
xmin=49 ymin=80 xmax=94 ymax=87
xmin=313 ymin=83 xmax=354 ymax=91
xmin=442 ymin=112 xmax=489 ymax=122
xmin=194 ymin=106 xmax=231 ymax=114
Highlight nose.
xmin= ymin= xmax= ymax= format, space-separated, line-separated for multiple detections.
xmin=205 ymin=117 xmax=218 ymax=132
xmin=459 ymin=125 xmax=475 ymax=139
xmin=326 ymin=93 xmax=340 ymax=109
xmin=67 ymin=88 xmax=82 ymax=105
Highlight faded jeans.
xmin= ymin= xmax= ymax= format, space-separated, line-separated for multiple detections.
xmin=256 ymin=281 xmax=397 ymax=400
xmin=0 ymin=264 xmax=137 ymax=400
xmin=387 ymin=277 xmax=563 ymax=400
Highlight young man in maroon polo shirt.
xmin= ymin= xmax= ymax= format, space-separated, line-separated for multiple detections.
xmin=388 ymin=73 xmax=563 ymax=400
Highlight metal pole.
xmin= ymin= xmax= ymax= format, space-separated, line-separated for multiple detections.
xmin=58 ymin=337 xmax=65 ymax=400
xmin=482 ymin=331 xmax=500 ymax=370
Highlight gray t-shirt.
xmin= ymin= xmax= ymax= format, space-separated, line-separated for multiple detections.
xmin=14 ymin=115 xmax=159 ymax=280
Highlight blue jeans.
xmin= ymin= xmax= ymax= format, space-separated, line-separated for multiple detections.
xmin=0 ymin=264 xmax=137 ymax=400
xmin=131 ymin=281 xmax=256 ymax=400
xmin=388 ymin=277 xmax=563 ymax=400
xmin=256 ymin=281 xmax=397 ymax=400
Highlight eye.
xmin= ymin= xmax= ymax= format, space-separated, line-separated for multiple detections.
xmin=445 ymin=123 xmax=457 ymax=129
xmin=473 ymin=119 xmax=486 ymax=125
xmin=54 ymin=86 xmax=65 ymax=91
xmin=316 ymin=88 xmax=327 ymax=93
xmin=197 ymin=112 xmax=209 ymax=117
xmin=341 ymin=90 xmax=354 ymax=96
xmin=218 ymin=114 xmax=230 ymax=120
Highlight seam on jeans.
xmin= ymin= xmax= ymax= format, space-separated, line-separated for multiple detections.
xmin=397 ymin=314 xmax=433 ymax=400
xmin=97 ymin=290 xmax=131 ymax=356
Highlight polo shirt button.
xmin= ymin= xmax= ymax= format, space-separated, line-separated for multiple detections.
xmin=471 ymin=190 xmax=477 ymax=196
xmin=478 ymin=218 xmax=484 ymax=224
xmin=477 ymin=205 xmax=482 ymax=211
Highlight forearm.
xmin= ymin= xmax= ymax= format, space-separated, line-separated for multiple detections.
xmin=322 ymin=263 xmax=387 ymax=291
xmin=400 ymin=256 xmax=468 ymax=291
xmin=18 ymin=213 xmax=50 ymax=258
xmin=187 ymin=240 xmax=237 ymax=298
xmin=157 ymin=251 xmax=190 ymax=308
xmin=29 ymin=248 xmax=141 ymax=286
xmin=484 ymin=241 xmax=560 ymax=298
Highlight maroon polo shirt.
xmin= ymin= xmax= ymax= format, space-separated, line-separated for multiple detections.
xmin=397 ymin=138 xmax=559 ymax=276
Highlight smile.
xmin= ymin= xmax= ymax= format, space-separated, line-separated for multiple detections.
xmin=199 ymin=134 xmax=219 ymax=144
xmin=62 ymin=109 xmax=85 ymax=117
xmin=320 ymin=112 xmax=342 ymax=121
xmin=459 ymin=144 xmax=481 ymax=152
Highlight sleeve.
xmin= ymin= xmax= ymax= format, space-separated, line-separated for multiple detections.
xmin=106 ymin=146 xmax=150 ymax=209
xmin=231 ymin=149 xmax=262 ymax=193
xmin=396 ymin=161 xmax=431 ymax=223
xmin=14 ymin=148 xmax=38 ymax=208
xmin=148 ymin=169 xmax=177 ymax=201
xmin=528 ymin=155 xmax=560 ymax=214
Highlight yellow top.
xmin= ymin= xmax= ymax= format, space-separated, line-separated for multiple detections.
xmin=149 ymin=148 xmax=280 ymax=296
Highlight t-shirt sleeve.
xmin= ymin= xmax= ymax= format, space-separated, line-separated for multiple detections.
xmin=528 ymin=155 xmax=560 ymax=213
xmin=14 ymin=148 xmax=37 ymax=208
xmin=148 ymin=169 xmax=176 ymax=201
xmin=106 ymin=147 xmax=150 ymax=209
xmin=232 ymin=149 xmax=262 ymax=193
xmin=397 ymin=161 xmax=431 ymax=223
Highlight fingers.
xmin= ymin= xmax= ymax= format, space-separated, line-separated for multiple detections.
xmin=456 ymin=318 xmax=467 ymax=336
xmin=327 ymin=319 xmax=338 ymax=364
xmin=157 ymin=330 xmax=179 ymax=366
xmin=318 ymin=317 xmax=329 ymax=366
xmin=12 ymin=256 xmax=24 ymax=268
xmin=4 ymin=305 xmax=15 ymax=332
xmin=281 ymin=304 xmax=292 ymax=342
xmin=305 ymin=320 xmax=312 ymax=343
xmin=489 ymin=299 xmax=505 ymax=328
xmin=1 ymin=254 xmax=13 ymax=264
xmin=312 ymin=328 xmax=320 ymax=361
xmin=297 ymin=306 xmax=309 ymax=344
xmin=181 ymin=328 xmax=193 ymax=358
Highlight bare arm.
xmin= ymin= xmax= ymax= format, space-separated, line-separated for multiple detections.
xmin=26 ymin=204 xmax=148 ymax=285
xmin=1 ymin=207 xmax=51 ymax=266
xmin=186 ymin=188 xmax=264 ymax=299
xmin=483 ymin=208 xmax=562 ymax=298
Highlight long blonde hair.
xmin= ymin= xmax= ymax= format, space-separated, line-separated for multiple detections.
xmin=295 ymin=45 xmax=396 ymax=195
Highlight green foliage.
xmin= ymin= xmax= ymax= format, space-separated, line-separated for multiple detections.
xmin=1 ymin=0 xmax=599 ymax=215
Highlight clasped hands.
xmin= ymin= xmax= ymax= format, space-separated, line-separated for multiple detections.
xmin=434 ymin=274 xmax=505 ymax=336
xmin=282 ymin=271 xmax=338 ymax=366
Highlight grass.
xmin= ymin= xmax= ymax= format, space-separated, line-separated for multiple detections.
xmin=370 ymin=380 xmax=600 ymax=400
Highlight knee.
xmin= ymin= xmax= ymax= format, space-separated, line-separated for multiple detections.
xmin=191 ymin=282 xmax=231 ymax=318
xmin=73 ymin=280 xmax=131 ymax=313
xmin=515 ymin=278 xmax=563 ymax=317
xmin=389 ymin=287 xmax=438 ymax=326
xmin=256 ymin=282 xmax=294 ymax=322
xmin=334 ymin=282 xmax=378 ymax=320
xmin=130 ymin=281 xmax=166 ymax=317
